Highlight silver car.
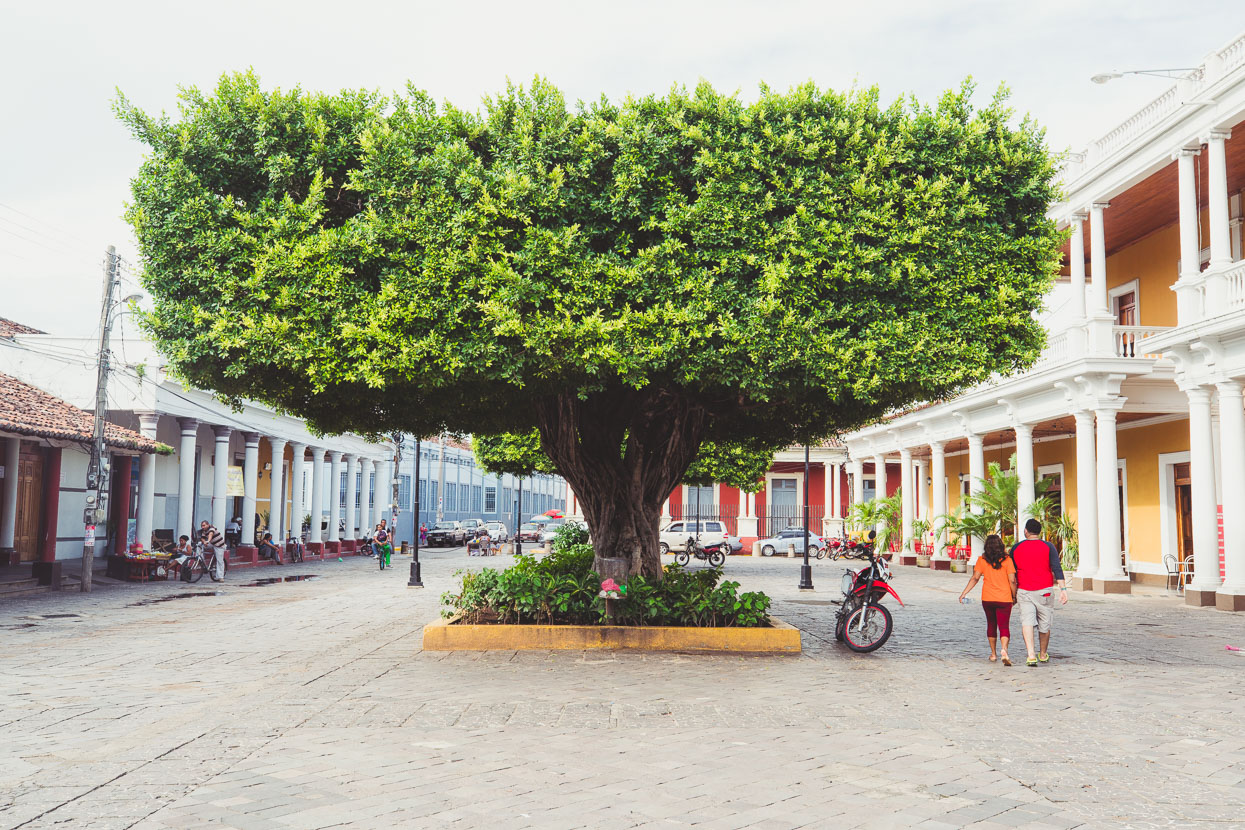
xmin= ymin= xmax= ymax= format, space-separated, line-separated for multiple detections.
xmin=757 ymin=527 xmax=825 ymax=558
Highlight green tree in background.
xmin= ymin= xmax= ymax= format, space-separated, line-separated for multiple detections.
xmin=117 ymin=73 xmax=1062 ymax=578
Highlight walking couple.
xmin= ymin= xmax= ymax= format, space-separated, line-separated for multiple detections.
xmin=958 ymin=518 xmax=1068 ymax=668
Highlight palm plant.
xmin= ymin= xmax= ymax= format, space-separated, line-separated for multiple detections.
xmin=962 ymin=455 xmax=1053 ymax=543
xmin=846 ymin=490 xmax=902 ymax=554
xmin=1053 ymin=514 xmax=1079 ymax=572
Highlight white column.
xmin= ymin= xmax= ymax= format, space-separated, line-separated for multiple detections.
xmin=289 ymin=442 xmax=306 ymax=538
xmin=1187 ymin=388 xmax=1221 ymax=600
xmin=1014 ymin=423 xmax=1035 ymax=530
xmin=1069 ymin=213 xmax=1088 ymax=322
xmin=176 ymin=419 xmax=199 ymax=540
xmin=930 ymin=442 xmax=947 ymax=559
xmin=0 ymin=437 xmax=21 ymax=553
xmin=1217 ymin=381 xmax=1245 ymax=605
xmin=135 ymin=413 xmax=159 ymax=550
xmin=1069 ymin=212 xmax=1089 ymax=355
xmin=914 ymin=459 xmax=926 ymax=519
xmin=375 ymin=458 xmax=389 ymax=528
xmin=872 ymin=454 xmax=886 ymax=501
xmin=240 ymin=432 xmax=259 ymax=547
xmin=211 ymin=426 xmax=231 ymax=532
xmin=345 ymin=454 xmax=359 ymax=539
xmin=1090 ymin=202 xmax=1109 ymax=313
xmin=1205 ymin=130 xmax=1233 ymax=308
xmin=831 ymin=462 xmax=842 ymax=519
xmin=328 ymin=451 xmax=343 ymax=543
xmin=1176 ymin=148 xmax=1203 ymax=324
xmin=850 ymin=459 xmax=864 ymax=506
xmin=899 ymin=448 xmax=914 ymax=552
xmin=360 ymin=458 xmax=374 ymax=533
xmin=1088 ymin=201 xmax=1115 ymax=355
xmin=1073 ymin=411 xmax=1099 ymax=586
xmin=268 ymin=438 xmax=287 ymax=543
xmin=967 ymin=434 xmax=985 ymax=562
xmin=1094 ymin=407 xmax=1129 ymax=590
xmin=308 ymin=447 xmax=325 ymax=544
xmin=823 ymin=461 xmax=834 ymax=519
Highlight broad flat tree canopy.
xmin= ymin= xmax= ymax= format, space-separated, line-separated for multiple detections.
xmin=118 ymin=72 xmax=1061 ymax=576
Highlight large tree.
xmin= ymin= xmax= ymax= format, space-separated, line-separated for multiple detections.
xmin=118 ymin=73 xmax=1061 ymax=578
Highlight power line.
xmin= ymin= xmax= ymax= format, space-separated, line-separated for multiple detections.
xmin=0 ymin=201 xmax=100 ymax=251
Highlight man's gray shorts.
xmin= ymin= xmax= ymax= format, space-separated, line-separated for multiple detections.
xmin=1017 ymin=587 xmax=1056 ymax=633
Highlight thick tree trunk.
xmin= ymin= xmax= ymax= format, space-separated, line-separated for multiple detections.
xmin=535 ymin=386 xmax=707 ymax=580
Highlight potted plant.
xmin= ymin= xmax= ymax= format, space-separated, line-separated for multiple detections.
xmin=911 ymin=519 xmax=932 ymax=567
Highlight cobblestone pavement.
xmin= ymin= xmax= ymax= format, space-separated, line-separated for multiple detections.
xmin=2 ymin=549 xmax=1244 ymax=830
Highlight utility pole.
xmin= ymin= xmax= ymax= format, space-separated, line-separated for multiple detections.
xmin=82 ymin=246 xmax=120 ymax=592
xmin=390 ymin=433 xmax=402 ymax=537
xmin=408 ymin=437 xmax=423 ymax=588
xmin=436 ymin=432 xmax=447 ymax=522
xmin=514 ymin=476 xmax=523 ymax=557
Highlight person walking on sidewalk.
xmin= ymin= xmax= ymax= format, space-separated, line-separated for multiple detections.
xmin=1011 ymin=518 xmax=1067 ymax=667
xmin=958 ymin=534 xmax=1017 ymax=665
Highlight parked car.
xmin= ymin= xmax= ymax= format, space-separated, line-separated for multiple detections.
xmin=427 ymin=521 xmax=466 ymax=547
xmin=658 ymin=520 xmax=727 ymax=554
xmin=725 ymin=534 xmax=743 ymax=554
xmin=484 ymin=521 xmax=510 ymax=542
xmin=757 ymin=526 xmax=825 ymax=557
xmin=460 ymin=519 xmax=485 ymax=538
xmin=539 ymin=519 xmax=567 ymax=546
xmin=517 ymin=522 xmax=542 ymax=542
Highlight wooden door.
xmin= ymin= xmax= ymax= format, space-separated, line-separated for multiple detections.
xmin=15 ymin=448 xmax=43 ymax=562
xmin=1174 ymin=463 xmax=1193 ymax=569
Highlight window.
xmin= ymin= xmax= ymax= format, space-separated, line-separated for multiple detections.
xmin=460 ymin=485 xmax=470 ymax=512
xmin=368 ymin=476 xmax=374 ymax=508
xmin=339 ymin=472 xmax=347 ymax=508
xmin=485 ymin=486 xmax=497 ymax=513
xmin=687 ymin=485 xmax=715 ymax=507
xmin=398 ymin=475 xmax=411 ymax=510
xmin=472 ymin=485 xmax=482 ymax=513
xmin=430 ymin=480 xmax=438 ymax=512
xmin=503 ymin=487 xmax=512 ymax=513
xmin=446 ymin=483 xmax=457 ymax=513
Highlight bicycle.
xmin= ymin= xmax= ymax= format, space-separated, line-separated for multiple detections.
xmin=377 ymin=542 xmax=392 ymax=570
xmin=180 ymin=541 xmax=227 ymax=583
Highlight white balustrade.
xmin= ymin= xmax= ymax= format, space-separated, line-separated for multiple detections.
xmin=1034 ymin=330 xmax=1070 ymax=368
xmin=1220 ymin=33 xmax=1245 ymax=73
xmin=1113 ymin=326 xmax=1168 ymax=359
xmin=1223 ymin=261 xmax=1245 ymax=311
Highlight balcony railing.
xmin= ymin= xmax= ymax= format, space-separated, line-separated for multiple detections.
xmin=1224 ymin=261 xmax=1245 ymax=311
xmin=1113 ymin=325 xmax=1167 ymax=358
xmin=1033 ymin=330 xmax=1070 ymax=368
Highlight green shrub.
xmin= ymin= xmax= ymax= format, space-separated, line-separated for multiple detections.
xmin=551 ymin=522 xmax=590 ymax=553
xmin=441 ymin=550 xmax=771 ymax=627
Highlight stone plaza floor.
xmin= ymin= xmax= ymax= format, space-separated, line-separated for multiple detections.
xmin=1 ymin=549 xmax=1244 ymax=830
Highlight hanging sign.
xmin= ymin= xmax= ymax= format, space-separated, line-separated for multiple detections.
xmin=226 ymin=466 xmax=246 ymax=497
xmin=84 ymin=525 xmax=96 ymax=548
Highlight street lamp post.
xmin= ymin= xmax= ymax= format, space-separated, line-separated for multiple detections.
xmin=799 ymin=444 xmax=814 ymax=590
xmin=408 ymin=438 xmax=423 ymax=588
xmin=514 ymin=476 xmax=523 ymax=557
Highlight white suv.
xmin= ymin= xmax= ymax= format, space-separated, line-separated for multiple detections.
xmin=658 ymin=521 xmax=727 ymax=554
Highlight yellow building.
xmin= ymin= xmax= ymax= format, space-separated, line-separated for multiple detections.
xmin=844 ymin=32 xmax=1245 ymax=611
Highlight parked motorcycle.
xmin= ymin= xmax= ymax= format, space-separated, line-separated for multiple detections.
xmin=675 ymin=536 xmax=727 ymax=567
xmin=833 ymin=544 xmax=903 ymax=653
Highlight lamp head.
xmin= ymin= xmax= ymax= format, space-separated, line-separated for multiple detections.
xmin=1091 ymin=71 xmax=1123 ymax=84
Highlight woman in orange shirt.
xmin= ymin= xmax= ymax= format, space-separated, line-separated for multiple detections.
xmin=958 ymin=534 xmax=1018 ymax=666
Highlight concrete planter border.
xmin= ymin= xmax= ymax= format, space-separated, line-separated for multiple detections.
xmin=423 ymin=615 xmax=801 ymax=654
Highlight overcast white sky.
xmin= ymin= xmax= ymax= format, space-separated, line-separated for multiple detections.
xmin=1 ymin=0 xmax=1241 ymax=334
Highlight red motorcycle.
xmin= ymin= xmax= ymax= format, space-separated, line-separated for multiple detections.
xmin=834 ymin=544 xmax=903 ymax=652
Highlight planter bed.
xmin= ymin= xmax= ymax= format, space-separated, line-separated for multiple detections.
xmin=423 ymin=614 xmax=801 ymax=654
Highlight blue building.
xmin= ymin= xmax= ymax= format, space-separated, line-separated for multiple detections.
xmin=393 ymin=435 xmax=566 ymax=545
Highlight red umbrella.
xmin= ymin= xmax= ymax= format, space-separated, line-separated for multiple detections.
xmin=543 ymin=509 xmax=565 ymax=518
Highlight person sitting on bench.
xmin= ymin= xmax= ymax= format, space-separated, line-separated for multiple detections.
xmin=258 ymin=532 xmax=283 ymax=565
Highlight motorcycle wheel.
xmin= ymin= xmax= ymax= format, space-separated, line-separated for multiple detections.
xmin=675 ymin=552 xmax=690 ymax=566
xmin=813 ymin=547 xmax=825 ymax=560
xmin=761 ymin=545 xmax=775 ymax=557
xmin=843 ymin=603 xmax=893 ymax=653
xmin=709 ymin=551 xmax=725 ymax=567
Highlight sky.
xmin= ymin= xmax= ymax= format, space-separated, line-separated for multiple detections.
xmin=1 ymin=0 xmax=1241 ymax=335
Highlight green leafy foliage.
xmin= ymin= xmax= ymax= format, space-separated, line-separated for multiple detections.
xmin=117 ymin=72 xmax=1062 ymax=574
xmin=551 ymin=523 xmax=590 ymax=553
xmin=440 ymin=546 xmax=770 ymax=627
xmin=473 ymin=430 xmax=556 ymax=478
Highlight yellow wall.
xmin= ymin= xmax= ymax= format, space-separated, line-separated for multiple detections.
xmin=1117 ymin=418 xmax=1190 ymax=565
xmin=1106 ymin=221 xmax=1179 ymax=328
xmin=930 ymin=419 xmax=1190 ymax=568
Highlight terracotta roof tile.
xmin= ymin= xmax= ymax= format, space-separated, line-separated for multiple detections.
xmin=0 ymin=317 xmax=45 ymax=338
xmin=0 ymin=373 xmax=169 ymax=454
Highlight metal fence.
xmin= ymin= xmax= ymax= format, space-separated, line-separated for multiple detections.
xmin=756 ymin=505 xmax=826 ymax=538
xmin=668 ymin=503 xmax=739 ymax=535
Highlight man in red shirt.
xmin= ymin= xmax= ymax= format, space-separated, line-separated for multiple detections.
xmin=1010 ymin=518 xmax=1067 ymax=667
